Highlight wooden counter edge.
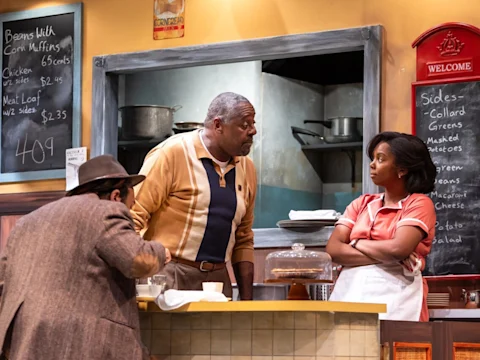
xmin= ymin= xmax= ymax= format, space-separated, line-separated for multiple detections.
xmin=136 ymin=298 xmax=386 ymax=313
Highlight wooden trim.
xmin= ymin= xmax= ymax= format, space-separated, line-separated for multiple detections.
xmin=453 ymin=342 xmax=480 ymax=360
xmin=362 ymin=25 xmax=382 ymax=194
xmin=0 ymin=191 xmax=65 ymax=215
xmin=381 ymin=342 xmax=390 ymax=360
xmin=432 ymin=321 xmax=449 ymax=360
xmin=393 ymin=342 xmax=432 ymax=360
xmin=102 ymin=27 xmax=368 ymax=73
xmin=454 ymin=342 xmax=480 ymax=348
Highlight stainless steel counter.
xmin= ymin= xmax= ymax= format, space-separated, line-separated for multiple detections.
xmin=429 ymin=309 xmax=480 ymax=320
xmin=253 ymin=226 xmax=333 ymax=248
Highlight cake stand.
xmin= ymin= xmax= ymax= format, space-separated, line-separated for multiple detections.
xmin=265 ymin=278 xmax=334 ymax=300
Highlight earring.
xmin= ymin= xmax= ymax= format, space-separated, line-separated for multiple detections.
xmin=398 ymin=174 xmax=402 ymax=179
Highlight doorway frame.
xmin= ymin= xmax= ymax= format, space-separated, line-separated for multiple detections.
xmin=91 ymin=25 xmax=382 ymax=194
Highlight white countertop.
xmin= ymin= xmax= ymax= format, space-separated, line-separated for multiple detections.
xmin=429 ymin=309 xmax=480 ymax=319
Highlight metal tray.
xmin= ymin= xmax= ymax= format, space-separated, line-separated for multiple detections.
xmin=276 ymin=219 xmax=337 ymax=228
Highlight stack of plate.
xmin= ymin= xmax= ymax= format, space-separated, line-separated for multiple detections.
xmin=276 ymin=219 xmax=337 ymax=228
xmin=427 ymin=292 xmax=450 ymax=308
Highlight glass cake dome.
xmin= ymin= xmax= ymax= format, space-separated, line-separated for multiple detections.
xmin=265 ymin=243 xmax=333 ymax=282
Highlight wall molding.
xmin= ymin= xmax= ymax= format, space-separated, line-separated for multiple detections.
xmin=0 ymin=191 xmax=65 ymax=215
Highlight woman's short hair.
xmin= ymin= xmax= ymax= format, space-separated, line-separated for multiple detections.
xmin=367 ymin=131 xmax=437 ymax=194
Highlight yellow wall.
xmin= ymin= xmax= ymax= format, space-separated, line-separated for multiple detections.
xmin=1 ymin=0 xmax=479 ymax=194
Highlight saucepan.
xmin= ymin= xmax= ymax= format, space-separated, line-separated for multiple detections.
xmin=291 ymin=126 xmax=358 ymax=145
xmin=304 ymin=117 xmax=363 ymax=139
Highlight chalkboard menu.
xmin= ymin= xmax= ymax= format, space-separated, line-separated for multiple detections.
xmin=0 ymin=4 xmax=82 ymax=182
xmin=414 ymin=80 xmax=480 ymax=275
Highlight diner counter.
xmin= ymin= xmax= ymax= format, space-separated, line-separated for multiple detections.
xmin=136 ymin=297 xmax=386 ymax=313
xmin=137 ymin=298 xmax=383 ymax=359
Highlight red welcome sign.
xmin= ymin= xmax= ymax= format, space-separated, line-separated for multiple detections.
xmin=412 ymin=22 xmax=480 ymax=81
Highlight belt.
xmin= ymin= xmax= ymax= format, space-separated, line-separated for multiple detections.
xmin=171 ymin=256 xmax=226 ymax=272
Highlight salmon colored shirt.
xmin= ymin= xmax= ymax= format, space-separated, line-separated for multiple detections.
xmin=336 ymin=193 xmax=436 ymax=321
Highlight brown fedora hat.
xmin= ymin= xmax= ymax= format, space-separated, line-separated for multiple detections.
xmin=66 ymin=154 xmax=145 ymax=196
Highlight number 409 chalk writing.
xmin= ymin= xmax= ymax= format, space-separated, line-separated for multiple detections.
xmin=15 ymin=134 xmax=54 ymax=164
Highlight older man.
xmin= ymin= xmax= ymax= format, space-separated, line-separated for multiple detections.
xmin=0 ymin=155 xmax=170 ymax=360
xmin=131 ymin=92 xmax=257 ymax=300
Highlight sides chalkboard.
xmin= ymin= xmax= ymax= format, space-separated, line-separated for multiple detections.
xmin=414 ymin=80 xmax=480 ymax=275
xmin=0 ymin=3 xmax=82 ymax=182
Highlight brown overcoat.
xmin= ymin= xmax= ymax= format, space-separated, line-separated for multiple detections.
xmin=0 ymin=194 xmax=166 ymax=360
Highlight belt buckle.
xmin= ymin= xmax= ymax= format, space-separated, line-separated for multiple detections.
xmin=199 ymin=261 xmax=210 ymax=272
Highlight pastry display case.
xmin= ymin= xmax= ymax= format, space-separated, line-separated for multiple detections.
xmin=265 ymin=243 xmax=333 ymax=300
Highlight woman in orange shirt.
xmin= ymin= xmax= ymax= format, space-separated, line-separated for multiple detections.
xmin=326 ymin=131 xmax=436 ymax=321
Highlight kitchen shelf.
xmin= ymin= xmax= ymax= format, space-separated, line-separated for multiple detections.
xmin=298 ymin=141 xmax=363 ymax=187
xmin=301 ymin=142 xmax=363 ymax=152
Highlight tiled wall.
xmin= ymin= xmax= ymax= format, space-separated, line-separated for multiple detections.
xmin=139 ymin=311 xmax=380 ymax=360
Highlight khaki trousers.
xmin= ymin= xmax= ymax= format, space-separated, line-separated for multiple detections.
xmin=160 ymin=262 xmax=232 ymax=298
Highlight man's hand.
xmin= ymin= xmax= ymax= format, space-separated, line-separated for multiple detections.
xmin=165 ymin=248 xmax=172 ymax=264
xmin=233 ymin=261 xmax=254 ymax=300
xmin=131 ymin=253 xmax=160 ymax=278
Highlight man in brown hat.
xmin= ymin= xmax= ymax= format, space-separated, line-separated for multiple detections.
xmin=0 ymin=154 xmax=170 ymax=360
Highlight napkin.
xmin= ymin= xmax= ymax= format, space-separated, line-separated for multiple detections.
xmin=288 ymin=209 xmax=341 ymax=220
xmin=155 ymin=289 xmax=229 ymax=310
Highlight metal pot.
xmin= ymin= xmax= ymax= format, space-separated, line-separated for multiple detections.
xmin=304 ymin=117 xmax=363 ymax=141
xmin=119 ymin=104 xmax=182 ymax=140
xmin=291 ymin=126 xmax=356 ymax=145
xmin=461 ymin=289 xmax=480 ymax=308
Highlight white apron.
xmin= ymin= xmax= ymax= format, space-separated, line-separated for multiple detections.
xmin=329 ymin=262 xmax=423 ymax=321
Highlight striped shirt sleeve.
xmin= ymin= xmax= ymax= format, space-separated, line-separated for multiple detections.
xmin=232 ymin=157 xmax=257 ymax=264
xmin=397 ymin=196 xmax=436 ymax=235
xmin=131 ymin=147 xmax=173 ymax=236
